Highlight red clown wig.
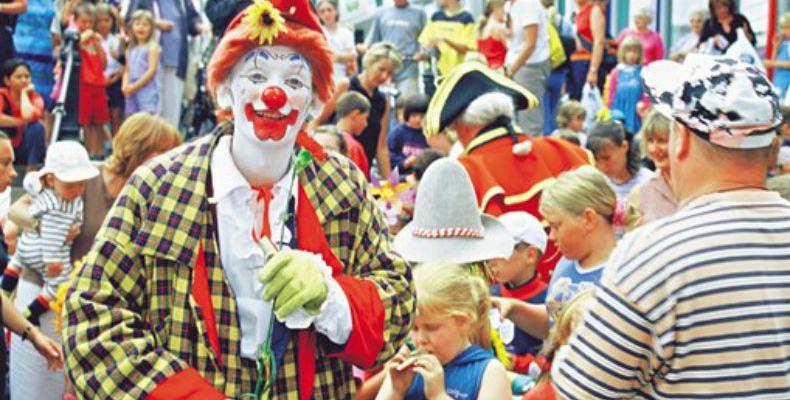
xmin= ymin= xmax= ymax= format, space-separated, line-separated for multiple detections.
xmin=207 ymin=0 xmax=334 ymax=105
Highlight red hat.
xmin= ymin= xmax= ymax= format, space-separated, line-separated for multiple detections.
xmin=207 ymin=0 xmax=334 ymax=104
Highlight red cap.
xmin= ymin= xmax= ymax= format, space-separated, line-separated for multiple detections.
xmin=269 ymin=0 xmax=322 ymax=33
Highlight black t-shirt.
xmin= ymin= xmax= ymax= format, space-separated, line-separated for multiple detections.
xmin=698 ymin=13 xmax=755 ymax=53
xmin=348 ymin=75 xmax=387 ymax=163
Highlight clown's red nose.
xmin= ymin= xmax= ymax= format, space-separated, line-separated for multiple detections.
xmin=262 ymin=86 xmax=287 ymax=110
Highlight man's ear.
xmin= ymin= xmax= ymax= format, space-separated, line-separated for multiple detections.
xmin=673 ymin=123 xmax=692 ymax=162
xmin=216 ymin=82 xmax=233 ymax=110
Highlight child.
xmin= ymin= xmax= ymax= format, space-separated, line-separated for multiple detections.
xmin=75 ymin=3 xmax=110 ymax=158
xmin=96 ymin=3 xmax=125 ymax=135
xmin=522 ymin=288 xmax=596 ymax=400
xmin=0 ymin=59 xmax=47 ymax=169
xmin=419 ymin=0 xmax=478 ymax=78
xmin=377 ymin=263 xmax=511 ymax=400
xmin=488 ymin=212 xmax=548 ymax=374
xmin=767 ymin=12 xmax=790 ymax=101
xmin=552 ymin=100 xmax=587 ymax=146
xmin=492 ymin=166 xmax=631 ymax=342
xmin=335 ymin=91 xmax=371 ymax=178
xmin=586 ymin=121 xmax=652 ymax=201
xmin=122 ymin=9 xmax=161 ymax=116
xmin=605 ymin=36 xmax=645 ymax=134
xmin=388 ymin=94 xmax=429 ymax=174
xmin=0 ymin=141 xmax=99 ymax=325
xmin=477 ymin=0 xmax=510 ymax=71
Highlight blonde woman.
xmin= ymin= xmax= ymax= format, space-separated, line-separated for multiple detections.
xmin=377 ymin=263 xmax=511 ymax=400
xmin=312 ymin=42 xmax=403 ymax=179
xmin=628 ymin=110 xmax=678 ymax=225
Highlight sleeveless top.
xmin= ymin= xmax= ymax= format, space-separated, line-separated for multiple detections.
xmin=348 ymin=75 xmax=387 ymax=163
xmin=405 ymin=345 xmax=493 ymax=400
xmin=477 ymin=37 xmax=507 ymax=70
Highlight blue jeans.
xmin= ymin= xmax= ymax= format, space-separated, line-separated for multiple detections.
xmin=543 ymin=67 xmax=568 ymax=135
xmin=14 ymin=122 xmax=46 ymax=166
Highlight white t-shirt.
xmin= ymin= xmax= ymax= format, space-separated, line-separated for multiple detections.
xmin=324 ymin=25 xmax=357 ymax=82
xmin=506 ymin=0 xmax=550 ymax=66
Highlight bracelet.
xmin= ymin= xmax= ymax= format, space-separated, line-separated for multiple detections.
xmin=20 ymin=325 xmax=33 ymax=342
xmin=589 ymin=67 xmax=598 ymax=72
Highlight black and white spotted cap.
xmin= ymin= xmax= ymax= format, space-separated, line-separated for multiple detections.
xmin=642 ymin=54 xmax=781 ymax=149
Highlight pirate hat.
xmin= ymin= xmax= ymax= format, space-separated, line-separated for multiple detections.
xmin=423 ymin=63 xmax=539 ymax=137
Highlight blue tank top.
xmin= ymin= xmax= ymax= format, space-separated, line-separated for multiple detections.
xmin=405 ymin=345 xmax=493 ymax=400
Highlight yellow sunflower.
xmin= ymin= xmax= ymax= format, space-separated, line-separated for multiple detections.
xmin=243 ymin=0 xmax=287 ymax=45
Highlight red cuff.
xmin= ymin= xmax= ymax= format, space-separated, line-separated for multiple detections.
xmin=146 ymin=368 xmax=225 ymax=400
xmin=327 ymin=275 xmax=385 ymax=368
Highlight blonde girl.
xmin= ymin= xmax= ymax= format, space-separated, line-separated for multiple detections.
xmin=492 ymin=166 xmax=633 ymax=340
xmin=96 ymin=3 xmax=125 ymax=134
xmin=377 ymin=263 xmax=510 ymax=400
xmin=122 ymin=10 xmax=161 ymax=115
xmin=522 ymin=289 xmax=596 ymax=400
xmin=477 ymin=0 xmax=510 ymax=70
xmin=606 ymin=35 xmax=646 ymax=133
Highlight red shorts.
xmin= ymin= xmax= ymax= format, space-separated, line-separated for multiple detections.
xmin=79 ymin=83 xmax=110 ymax=126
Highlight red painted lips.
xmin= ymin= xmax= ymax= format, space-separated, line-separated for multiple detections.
xmin=244 ymin=103 xmax=300 ymax=141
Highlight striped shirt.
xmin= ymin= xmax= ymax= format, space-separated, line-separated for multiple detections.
xmin=13 ymin=188 xmax=82 ymax=298
xmin=552 ymin=190 xmax=790 ymax=399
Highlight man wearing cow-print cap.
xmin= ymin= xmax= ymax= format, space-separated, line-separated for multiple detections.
xmin=553 ymin=55 xmax=790 ymax=399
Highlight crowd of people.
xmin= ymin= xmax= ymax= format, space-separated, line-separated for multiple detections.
xmin=0 ymin=0 xmax=787 ymax=399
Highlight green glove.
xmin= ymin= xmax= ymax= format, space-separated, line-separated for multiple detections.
xmin=259 ymin=250 xmax=329 ymax=320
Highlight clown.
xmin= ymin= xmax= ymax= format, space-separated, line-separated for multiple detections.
xmin=61 ymin=1 xmax=415 ymax=399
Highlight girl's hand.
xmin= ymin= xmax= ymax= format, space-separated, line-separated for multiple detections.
xmin=122 ymin=84 xmax=134 ymax=96
xmin=413 ymin=354 xmax=446 ymax=400
xmin=387 ymin=346 xmax=416 ymax=396
xmin=29 ymin=328 xmax=63 ymax=371
xmin=491 ymin=296 xmax=516 ymax=319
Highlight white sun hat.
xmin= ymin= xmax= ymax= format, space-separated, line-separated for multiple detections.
xmin=38 ymin=140 xmax=100 ymax=183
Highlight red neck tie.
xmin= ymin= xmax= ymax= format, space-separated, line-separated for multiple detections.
xmin=250 ymin=184 xmax=273 ymax=241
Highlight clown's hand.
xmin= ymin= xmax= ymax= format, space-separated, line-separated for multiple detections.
xmin=259 ymin=249 xmax=329 ymax=320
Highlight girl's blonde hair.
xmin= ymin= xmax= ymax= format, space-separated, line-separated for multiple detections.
xmin=617 ymin=35 xmax=644 ymax=64
xmin=362 ymin=42 xmax=403 ymax=72
xmin=478 ymin=0 xmax=506 ymax=34
xmin=105 ymin=113 xmax=182 ymax=178
xmin=780 ymin=12 xmax=790 ymax=29
xmin=539 ymin=166 xmax=637 ymax=228
xmin=556 ymin=100 xmax=586 ymax=129
xmin=128 ymin=9 xmax=157 ymax=46
xmin=537 ymin=288 xmax=596 ymax=383
xmin=414 ymin=263 xmax=491 ymax=346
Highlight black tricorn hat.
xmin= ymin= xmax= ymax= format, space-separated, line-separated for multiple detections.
xmin=424 ymin=63 xmax=539 ymax=137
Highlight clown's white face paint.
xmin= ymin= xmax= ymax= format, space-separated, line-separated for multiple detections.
xmin=219 ymin=45 xmax=315 ymax=186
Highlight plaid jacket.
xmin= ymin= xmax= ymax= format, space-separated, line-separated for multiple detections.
xmin=62 ymin=127 xmax=415 ymax=399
